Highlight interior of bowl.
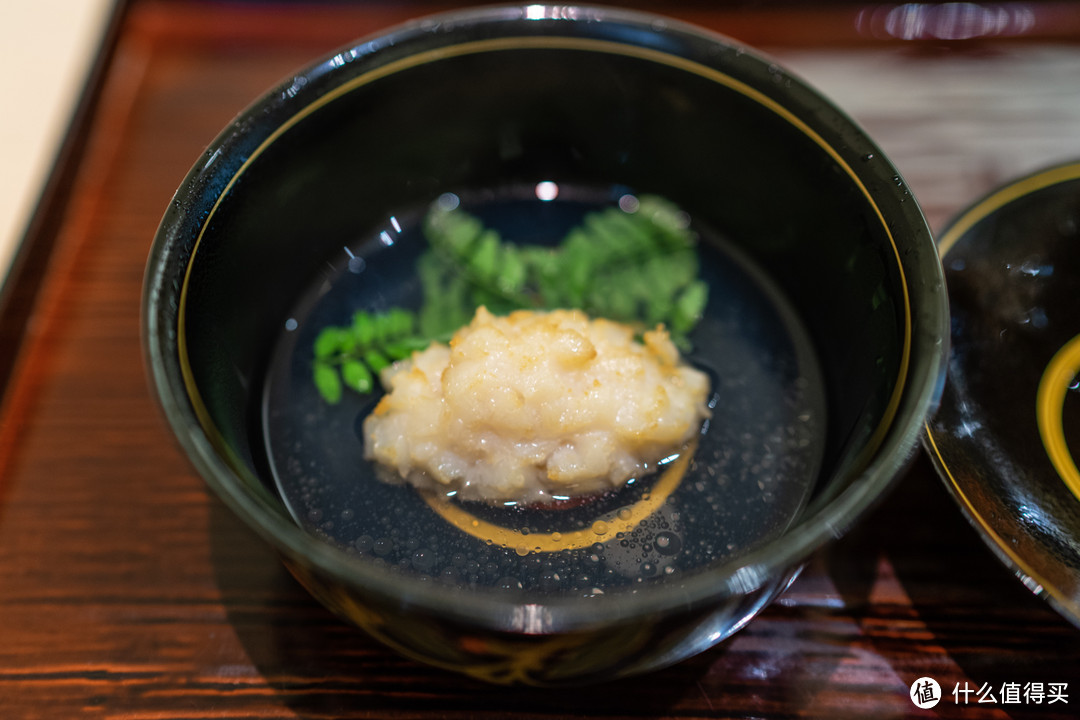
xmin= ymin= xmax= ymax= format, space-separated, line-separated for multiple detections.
xmin=145 ymin=5 xmax=946 ymax=625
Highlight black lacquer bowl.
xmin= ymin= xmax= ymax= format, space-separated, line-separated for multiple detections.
xmin=143 ymin=5 xmax=948 ymax=684
xmin=925 ymin=161 xmax=1080 ymax=627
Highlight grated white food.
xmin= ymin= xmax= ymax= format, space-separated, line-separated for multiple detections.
xmin=363 ymin=306 xmax=711 ymax=504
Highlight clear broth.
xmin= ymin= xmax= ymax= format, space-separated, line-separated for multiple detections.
xmin=261 ymin=185 xmax=826 ymax=596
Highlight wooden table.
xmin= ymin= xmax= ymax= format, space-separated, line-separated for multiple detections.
xmin=3 ymin=2 xmax=1080 ymax=717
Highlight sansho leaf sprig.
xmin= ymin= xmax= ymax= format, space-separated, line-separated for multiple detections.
xmin=312 ymin=195 xmax=709 ymax=404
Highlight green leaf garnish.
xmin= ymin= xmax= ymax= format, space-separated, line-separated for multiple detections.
xmin=341 ymin=359 xmax=373 ymax=394
xmin=310 ymin=308 xmax=419 ymax=404
xmin=313 ymin=361 xmax=343 ymax=404
xmin=312 ymin=194 xmax=709 ymax=403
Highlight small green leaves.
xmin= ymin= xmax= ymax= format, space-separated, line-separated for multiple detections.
xmin=671 ymin=279 xmax=709 ymax=337
xmin=341 ymin=360 xmax=373 ymax=394
xmin=313 ymin=361 xmax=343 ymax=404
xmin=311 ymin=308 xmax=419 ymax=404
xmin=419 ymin=194 xmax=707 ymax=347
xmin=314 ymin=327 xmax=346 ymax=359
xmin=363 ymin=349 xmax=391 ymax=374
xmin=424 ymin=204 xmax=533 ymax=311
xmin=352 ymin=311 xmax=376 ymax=345
xmin=313 ymin=194 xmax=710 ymax=404
xmin=496 ymin=244 xmax=528 ymax=295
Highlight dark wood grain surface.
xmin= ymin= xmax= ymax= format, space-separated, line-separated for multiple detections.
xmin=3 ymin=2 xmax=1080 ymax=718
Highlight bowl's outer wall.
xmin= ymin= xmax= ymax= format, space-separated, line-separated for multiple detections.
xmin=145 ymin=6 xmax=948 ymax=683
xmin=284 ymin=554 xmax=800 ymax=685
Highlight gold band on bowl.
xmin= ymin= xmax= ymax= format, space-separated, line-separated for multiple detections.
xmin=1038 ymin=333 xmax=1080 ymax=502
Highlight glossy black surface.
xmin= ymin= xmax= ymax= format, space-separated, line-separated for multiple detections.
xmin=262 ymin=189 xmax=825 ymax=596
xmin=926 ymin=161 xmax=1080 ymax=627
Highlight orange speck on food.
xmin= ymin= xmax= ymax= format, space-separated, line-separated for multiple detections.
xmin=372 ymin=396 xmax=392 ymax=416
